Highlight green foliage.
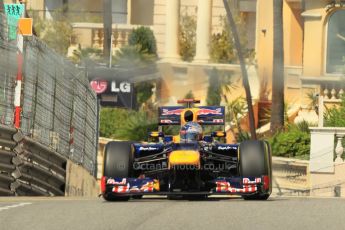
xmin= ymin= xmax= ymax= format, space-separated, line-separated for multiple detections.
xmin=210 ymin=16 xmax=252 ymax=63
xmin=290 ymin=120 xmax=316 ymax=134
xmin=184 ymin=90 xmax=195 ymax=99
xmin=210 ymin=20 xmax=235 ymax=64
xmin=178 ymin=14 xmax=196 ymax=62
xmin=113 ymin=45 xmax=156 ymax=68
xmin=72 ymin=46 xmax=103 ymax=64
xmin=115 ymin=28 xmax=157 ymax=108
xmin=206 ymin=70 xmax=222 ymax=105
xmin=268 ymin=122 xmax=312 ymax=160
xmin=206 ymin=68 xmax=235 ymax=106
xmin=305 ymin=91 xmax=318 ymax=110
xmin=226 ymin=96 xmax=246 ymax=128
xmin=324 ymin=96 xmax=345 ymax=127
xmin=259 ymin=102 xmax=290 ymax=128
xmin=100 ymin=108 xmax=157 ymax=141
xmin=100 ymin=108 xmax=129 ymax=138
xmin=128 ymin=26 xmax=157 ymax=55
xmin=115 ymin=110 xmax=158 ymax=141
xmin=237 ymin=131 xmax=251 ymax=142
xmin=225 ymin=96 xmax=250 ymax=142
xmin=33 ymin=17 xmax=73 ymax=55
xmin=113 ymin=46 xmax=156 ymax=107
xmin=116 ymin=27 xmax=157 ymax=66
xmin=135 ymin=82 xmax=155 ymax=107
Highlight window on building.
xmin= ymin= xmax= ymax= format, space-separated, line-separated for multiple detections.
xmin=112 ymin=0 xmax=127 ymax=24
xmin=326 ymin=10 xmax=345 ymax=74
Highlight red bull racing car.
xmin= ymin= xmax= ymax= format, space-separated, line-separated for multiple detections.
xmin=101 ymin=99 xmax=272 ymax=201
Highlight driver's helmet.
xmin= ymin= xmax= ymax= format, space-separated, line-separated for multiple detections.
xmin=180 ymin=122 xmax=203 ymax=143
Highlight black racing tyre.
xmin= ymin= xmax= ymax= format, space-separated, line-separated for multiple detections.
xmin=132 ymin=195 xmax=143 ymax=199
xmin=238 ymin=140 xmax=272 ymax=200
xmin=103 ymin=141 xmax=134 ymax=201
xmin=167 ymin=195 xmax=183 ymax=200
xmin=103 ymin=141 xmax=134 ymax=178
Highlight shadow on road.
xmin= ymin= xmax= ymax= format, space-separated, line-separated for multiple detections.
xmin=100 ymin=195 xmax=289 ymax=203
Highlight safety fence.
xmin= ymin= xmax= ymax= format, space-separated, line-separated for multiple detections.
xmin=21 ymin=36 xmax=98 ymax=175
xmin=0 ymin=13 xmax=16 ymax=126
xmin=0 ymin=11 xmax=98 ymax=195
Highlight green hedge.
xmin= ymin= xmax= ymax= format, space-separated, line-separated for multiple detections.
xmin=128 ymin=26 xmax=157 ymax=55
xmin=325 ymin=96 xmax=345 ymax=127
xmin=268 ymin=124 xmax=311 ymax=160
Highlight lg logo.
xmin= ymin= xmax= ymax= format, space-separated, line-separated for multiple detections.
xmin=91 ymin=80 xmax=131 ymax=94
xmin=111 ymin=81 xmax=131 ymax=93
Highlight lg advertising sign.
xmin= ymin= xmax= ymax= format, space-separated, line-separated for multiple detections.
xmin=90 ymin=80 xmax=136 ymax=108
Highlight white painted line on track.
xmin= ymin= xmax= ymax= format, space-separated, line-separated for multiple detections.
xmin=0 ymin=202 xmax=32 ymax=212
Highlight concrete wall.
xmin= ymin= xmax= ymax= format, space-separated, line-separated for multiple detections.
xmin=310 ymin=163 xmax=345 ymax=197
xmin=270 ymin=157 xmax=345 ymax=198
xmin=65 ymin=160 xmax=100 ymax=197
xmin=272 ymin=157 xmax=310 ymax=196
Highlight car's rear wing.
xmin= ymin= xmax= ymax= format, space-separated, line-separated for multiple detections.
xmin=158 ymin=106 xmax=225 ymax=125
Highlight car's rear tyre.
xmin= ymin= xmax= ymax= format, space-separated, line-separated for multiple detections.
xmin=238 ymin=140 xmax=272 ymax=200
xmin=102 ymin=141 xmax=133 ymax=202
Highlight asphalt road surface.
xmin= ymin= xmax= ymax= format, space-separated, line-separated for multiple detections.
xmin=0 ymin=196 xmax=345 ymax=230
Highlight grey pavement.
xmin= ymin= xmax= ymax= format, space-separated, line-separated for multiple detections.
xmin=0 ymin=196 xmax=344 ymax=230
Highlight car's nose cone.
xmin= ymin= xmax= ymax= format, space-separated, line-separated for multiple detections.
xmin=168 ymin=150 xmax=200 ymax=168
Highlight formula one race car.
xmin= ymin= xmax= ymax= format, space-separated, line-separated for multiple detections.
xmin=101 ymin=99 xmax=272 ymax=201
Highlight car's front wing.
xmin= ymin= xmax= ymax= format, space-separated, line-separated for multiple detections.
xmin=101 ymin=176 xmax=268 ymax=196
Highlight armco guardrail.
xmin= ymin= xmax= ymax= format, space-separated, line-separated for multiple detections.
xmin=0 ymin=125 xmax=66 ymax=196
xmin=0 ymin=125 xmax=17 ymax=195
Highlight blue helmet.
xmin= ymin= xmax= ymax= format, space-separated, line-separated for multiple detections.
xmin=180 ymin=122 xmax=203 ymax=143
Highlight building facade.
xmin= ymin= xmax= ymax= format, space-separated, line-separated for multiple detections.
xmin=4 ymin=0 xmax=345 ymax=123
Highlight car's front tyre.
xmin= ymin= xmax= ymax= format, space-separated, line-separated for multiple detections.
xmin=238 ymin=140 xmax=272 ymax=200
xmin=102 ymin=141 xmax=134 ymax=202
